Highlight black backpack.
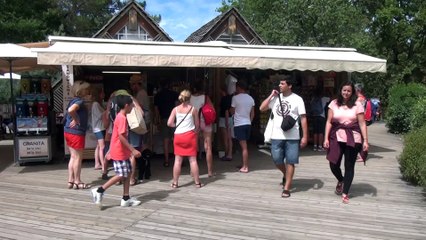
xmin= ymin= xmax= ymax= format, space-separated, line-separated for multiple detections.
xmin=108 ymin=96 xmax=120 ymax=123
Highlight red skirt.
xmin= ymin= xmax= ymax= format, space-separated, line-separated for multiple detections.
xmin=64 ymin=132 xmax=85 ymax=150
xmin=174 ymin=130 xmax=197 ymax=156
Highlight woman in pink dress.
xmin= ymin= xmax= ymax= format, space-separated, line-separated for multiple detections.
xmin=167 ymin=90 xmax=202 ymax=188
xmin=323 ymin=81 xmax=369 ymax=204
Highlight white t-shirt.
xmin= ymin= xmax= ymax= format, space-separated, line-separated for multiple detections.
xmin=231 ymin=93 xmax=255 ymax=127
xmin=91 ymin=101 xmax=105 ymax=133
xmin=268 ymin=93 xmax=306 ymax=140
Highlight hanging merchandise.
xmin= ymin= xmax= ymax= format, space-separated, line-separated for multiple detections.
xmin=20 ymin=76 xmax=31 ymax=94
xmin=31 ymin=77 xmax=41 ymax=94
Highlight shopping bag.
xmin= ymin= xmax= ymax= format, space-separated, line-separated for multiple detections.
xmin=127 ymin=106 xmax=147 ymax=134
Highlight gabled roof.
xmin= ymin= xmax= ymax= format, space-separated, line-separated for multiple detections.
xmin=93 ymin=0 xmax=172 ymax=42
xmin=185 ymin=7 xmax=266 ymax=45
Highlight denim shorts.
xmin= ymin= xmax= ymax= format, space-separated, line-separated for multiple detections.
xmin=128 ymin=130 xmax=142 ymax=149
xmin=234 ymin=125 xmax=251 ymax=141
xmin=270 ymin=139 xmax=300 ymax=165
xmin=112 ymin=159 xmax=132 ymax=177
xmin=94 ymin=130 xmax=105 ymax=140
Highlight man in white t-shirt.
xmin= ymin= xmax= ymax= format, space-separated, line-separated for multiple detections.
xmin=230 ymin=80 xmax=255 ymax=173
xmin=259 ymin=74 xmax=308 ymax=198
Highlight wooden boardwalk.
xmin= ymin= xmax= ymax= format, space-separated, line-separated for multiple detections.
xmin=0 ymin=122 xmax=425 ymax=240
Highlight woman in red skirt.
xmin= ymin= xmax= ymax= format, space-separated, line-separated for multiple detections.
xmin=167 ymin=90 xmax=202 ymax=188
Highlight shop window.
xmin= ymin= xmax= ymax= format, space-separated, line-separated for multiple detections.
xmin=116 ymin=25 xmax=152 ymax=41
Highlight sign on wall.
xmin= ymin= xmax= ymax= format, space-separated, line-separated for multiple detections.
xmin=18 ymin=137 xmax=49 ymax=158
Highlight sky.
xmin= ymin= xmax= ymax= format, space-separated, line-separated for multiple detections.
xmin=144 ymin=0 xmax=224 ymax=42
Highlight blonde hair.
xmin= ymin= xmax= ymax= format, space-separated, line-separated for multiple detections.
xmin=178 ymin=89 xmax=191 ymax=103
xmin=71 ymin=81 xmax=90 ymax=97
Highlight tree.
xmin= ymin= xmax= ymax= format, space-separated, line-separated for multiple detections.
xmin=220 ymin=0 xmax=426 ymax=109
xmin=0 ymin=0 xmax=62 ymax=43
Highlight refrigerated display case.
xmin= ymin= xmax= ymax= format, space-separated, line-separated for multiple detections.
xmin=14 ymin=76 xmax=53 ymax=165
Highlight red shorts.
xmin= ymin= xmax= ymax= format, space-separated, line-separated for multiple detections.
xmin=64 ymin=132 xmax=85 ymax=150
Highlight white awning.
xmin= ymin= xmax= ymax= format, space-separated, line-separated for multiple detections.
xmin=34 ymin=36 xmax=386 ymax=73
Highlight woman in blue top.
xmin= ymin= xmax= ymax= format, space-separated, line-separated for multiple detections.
xmin=64 ymin=81 xmax=91 ymax=189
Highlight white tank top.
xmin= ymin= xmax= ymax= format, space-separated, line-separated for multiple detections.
xmin=174 ymin=107 xmax=195 ymax=134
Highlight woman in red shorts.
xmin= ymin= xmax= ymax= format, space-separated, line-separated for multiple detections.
xmin=167 ymin=90 xmax=202 ymax=188
xmin=64 ymin=81 xmax=91 ymax=189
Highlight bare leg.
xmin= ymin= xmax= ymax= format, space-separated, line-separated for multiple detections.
xmin=98 ymin=139 xmax=105 ymax=172
xmin=123 ymin=176 xmax=130 ymax=196
xmin=239 ymin=140 xmax=249 ymax=172
xmin=203 ymin=131 xmax=213 ymax=176
xmin=67 ymin=147 xmax=76 ymax=184
xmin=172 ymin=155 xmax=183 ymax=185
xmin=130 ymin=155 xmax=136 ymax=183
xmin=94 ymin=145 xmax=101 ymax=169
xmin=69 ymin=147 xmax=83 ymax=184
xmin=226 ymin=127 xmax=233 ymax=159
xmin=284 ymin=164 xmax=295 ymax=191
xmin=101 ymin=175 xmax=123 ymax=190
xmin=220 ymin=127 xmax=228 ymax=156
xmin=188 ymin=155 xmax=200 ymax=184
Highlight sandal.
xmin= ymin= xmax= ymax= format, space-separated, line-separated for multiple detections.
xmin=74 ymin=182 xmax=91 ymax=190
xmin=195 ymin=182 xmax=203 ymax=188
xmin=171 ymin=182 xmax=178 ymax=188
xmin=130 ymin=179 xmax=140 ymax=186
xmin=281 ymin=189 xmax=291 ymax=198
xmin=342 ymin=194 xmax=349 ymax=204
xmin=163 ymin=162 xmax=170 ymax=167
xmin=67 ymin=182 xmax=75 ymax=189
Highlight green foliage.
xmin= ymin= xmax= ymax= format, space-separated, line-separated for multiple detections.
xmin=0 ymin=0 xmax=62 ymax=43
xmin=399 ymin=125 xmax=426 ymax=188
xmin=410 ymin=97 xmax=426 ymax=130
xmin=385 ymin=83 xmax=426 ymax=133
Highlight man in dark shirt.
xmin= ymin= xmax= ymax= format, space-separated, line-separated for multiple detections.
xmin=154 ymin=79 xmax=179 ymax=167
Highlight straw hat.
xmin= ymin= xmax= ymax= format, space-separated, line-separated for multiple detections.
xmin=129 ymin=74 xmax=143 ymax=84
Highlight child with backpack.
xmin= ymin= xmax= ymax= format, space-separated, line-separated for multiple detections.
xmin=91 ymin=94 xmax=142 ymax=208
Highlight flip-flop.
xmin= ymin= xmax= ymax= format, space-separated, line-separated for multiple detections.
xmin=281 ymin=190 xmax=291 ymax=198
xmin=194 ymin=182 xmax=203 ymax=188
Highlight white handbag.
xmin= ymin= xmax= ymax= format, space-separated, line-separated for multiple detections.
xmin=263 ymin=112 xmax=274 ymax=144
xmin=127 ymin=106 xmax=148 ymax=135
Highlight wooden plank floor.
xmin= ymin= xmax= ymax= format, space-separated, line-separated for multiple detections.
xmin=0 ymin=122 xmax=425 ymax=240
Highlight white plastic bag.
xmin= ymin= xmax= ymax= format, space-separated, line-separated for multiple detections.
xmin=264 ymin=114 xmax=273 ymax=144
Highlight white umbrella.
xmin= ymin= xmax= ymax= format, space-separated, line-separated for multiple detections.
xmin=0 ymin=43 xmax=37 ymax=121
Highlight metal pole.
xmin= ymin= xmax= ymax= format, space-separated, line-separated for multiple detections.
xmin=8 ymin=59 xmax=16 ymax=132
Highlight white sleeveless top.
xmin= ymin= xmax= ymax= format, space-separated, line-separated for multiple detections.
xmin=175 ymin=107 xmax=195 ymax=134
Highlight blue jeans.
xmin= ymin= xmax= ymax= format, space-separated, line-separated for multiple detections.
xmin=270 ymin=139 xmax=300 ymax=165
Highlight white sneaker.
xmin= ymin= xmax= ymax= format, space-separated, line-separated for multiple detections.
xmin=317 ymin=146 xmax=326 ymax=152
xmin=120 ymin=197 xmax=141 ymax=207
xmin=91 ymin=188 xmax=103 ymax=207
